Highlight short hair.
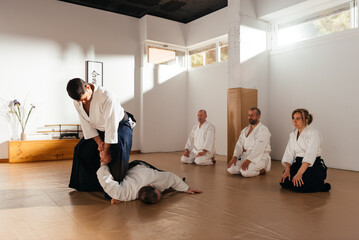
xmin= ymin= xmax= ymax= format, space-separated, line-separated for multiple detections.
xmin=66 ymin=78 xmax=88 ymax=100
xmin=138 ymin=186 xmax=160 ymax=204
xmin=249 ymin=107 xmax=261 ymax=116
xmin=291 ymin=108 xmax=313 ymax=125
xmin=198 ymin=109 xmax=207 ymax=115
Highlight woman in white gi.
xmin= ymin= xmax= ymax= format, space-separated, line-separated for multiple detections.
xmin=280 ymin=108 xmax=331 ymax=192
xmin=66 ymin=78 xmax=135 ymax=192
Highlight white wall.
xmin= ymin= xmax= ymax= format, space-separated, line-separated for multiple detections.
xmin=187 ymin=63 xmax=228 ymax=155
xmin=268 ymin=32 xmax=359 ymax=171
xmin=141 ymin=66 xmax=188 ymax=152
xmin=256 ymin=0 xmax=306 ymax=18
xmin=0 ymin=0 xmax=141 ymax=159
xmin=186 ymin=8 xmax=229 ymax=46
xmin=139 ymin=15 xmax=188 ymax=153
xmin=144 ymin=15 xmax=186 ymax=46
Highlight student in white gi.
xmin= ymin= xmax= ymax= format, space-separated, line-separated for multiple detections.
xmin=227 ymin=107 xmax=271 ymax=177
xmin=280 ymin=108 xmax=331 ymax=192
xmin=66 ymin=78 xmax=135 ymax=192
xmin=181 ymin=109 xmax=215 ymax=165
xmin=97 ymin=159 xmax=203 ymax=204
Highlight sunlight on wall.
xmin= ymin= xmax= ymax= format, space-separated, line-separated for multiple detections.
xmin=240 ymin=25 xmax=267 ymax=63
xmin=142 ymin=67 xmax=155 ymax=93
xmin=98 ymin=55 xmax=135 ymax=104
xmin=158 ymin=66 xmax=186 ymax=84
xmin=142 ymin=65 xmax=186 ymax=94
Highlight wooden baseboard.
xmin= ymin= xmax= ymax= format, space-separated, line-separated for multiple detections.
xmin=0 ymin=159 xmax=9 ymax=163
xmin=131 ymin=150 xmax=140 ymax=154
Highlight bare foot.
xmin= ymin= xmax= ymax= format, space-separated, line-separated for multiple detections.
xmin=111 ymin=199 xmax=121 ymax=205
xmin=259 ymin=169 xmax=266 ymax=175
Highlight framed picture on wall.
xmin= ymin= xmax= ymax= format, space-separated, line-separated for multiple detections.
xmin=86 ymin=61 xmax=103 ymax=86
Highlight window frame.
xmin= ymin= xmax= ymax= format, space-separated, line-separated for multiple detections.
xmin=145 ymin=41 xmax=187 ymax=68
xmin=270 ymin=0 xmax=358 ymax=51
xmin=187 ymin=36 xmax=228 ymax=69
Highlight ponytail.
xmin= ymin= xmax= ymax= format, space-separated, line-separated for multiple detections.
xmin=292 ymin=108 xmax=313 ymax=126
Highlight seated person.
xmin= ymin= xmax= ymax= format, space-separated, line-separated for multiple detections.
xmin=280 ymin=108 xmax=331 ymax=192
xmin=97 ymin=158 xmax=202 ymax=204
xmin=227 ymin=107 xmax=271 ymax=177
xmin=181 ymin=109 xmax=216 ymax=165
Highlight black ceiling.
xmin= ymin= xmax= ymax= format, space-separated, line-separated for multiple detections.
xmin=59 ymin=0 xmax=228 ymax=23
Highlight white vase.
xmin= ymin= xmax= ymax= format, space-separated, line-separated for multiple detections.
xmin=21 ymin=132 xmax=26 ymax=141
xmin=9 ymin=115 xmax=20 ymax=140
xmin=11 ymin=127 xmax=20 ymax=141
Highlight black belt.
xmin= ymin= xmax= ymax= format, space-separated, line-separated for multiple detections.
xmin=120 ymin=112 xmax=129 ymax=123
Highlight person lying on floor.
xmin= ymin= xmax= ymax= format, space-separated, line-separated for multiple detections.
xmin=97 ymin=157 xmax=203 ymax=204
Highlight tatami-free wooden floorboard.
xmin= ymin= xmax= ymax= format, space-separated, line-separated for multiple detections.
xmin=0 ymin=152 xmax=358 ymax=240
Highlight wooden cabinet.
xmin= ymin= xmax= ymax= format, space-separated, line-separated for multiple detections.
xmin=227 ymin=88 xmax=257 ymax=162
xmin=8 ymin=139 xmax=80 ymax=163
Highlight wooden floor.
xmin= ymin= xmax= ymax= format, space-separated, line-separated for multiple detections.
xmin=0 ymin=152 xmax=358 ymax=240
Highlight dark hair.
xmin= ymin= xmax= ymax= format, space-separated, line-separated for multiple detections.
xmin=66 ymin=78 xmax=88 ymax=100
xmin=249 ymin=107 xmax=261 ymax=116
xmin=292 ymin=108 xmax=313 ymax=125
xmin=138 ymin=186 xmax=160 ymax=204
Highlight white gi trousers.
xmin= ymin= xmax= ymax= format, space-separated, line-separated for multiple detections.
xmin=181 ymin=151 xmax=215 ymax=165
xmin=227 ymin=156 xmax=269 ymax=177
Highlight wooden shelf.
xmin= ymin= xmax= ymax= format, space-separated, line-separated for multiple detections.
xmin=9 ymin=139 xmax=80 ymax=163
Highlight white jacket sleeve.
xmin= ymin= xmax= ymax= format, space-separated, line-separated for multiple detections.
xmin=96 ymin=165 xmax=136 ymax=201
xmin=203 ymin=124 xmax=215 ymax=152
xmin=74 ymin=102 xmax=98 ymax=139
xmin=233 ymin=134 xmax=244 ymax=158
xmin=152 ymin=171 xmax=189 ymax=192
xmin=246 ymin=129 xmax=270 ymax=163
xmin=302 ymin=130 xmax=321 ymax=167
xmin=281 ymin=134 xmax=295 ymax=167
xmin=184 ymin=126 xmax=195 ymax=150
xmin=102 ymin=94 xmax=124 ymax=144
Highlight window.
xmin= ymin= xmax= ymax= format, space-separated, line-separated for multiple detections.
xmin=147 ymin=46 xmax=185 ymax=67
xmin=189 ymin=43 xmax=217 ymax=68
xmin=219 ymin=40 xmax=228 ymax=62
xmin=146 ymin=37 xmax=229 ymax=69
xmin=275 ymin=0 xmax=357 ymax=47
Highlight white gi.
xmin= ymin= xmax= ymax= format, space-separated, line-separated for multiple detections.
xmin=282 ymin=125 xmax=322 ymax=167
xmin=73 ymin=85 xmax=125 ymax=144
xmin=227 ymin=122 xmax=271 ymax=177
xmin=97 ymin=164 xmax=189 ymax=201
xmin=181 ymin=121 xmax=215 ymax=165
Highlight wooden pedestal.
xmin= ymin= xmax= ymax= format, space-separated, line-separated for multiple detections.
xmin=227 ymin=88 xmax=258 ymax=162
xmin=8 ymin=139 xmax=80 ymax=163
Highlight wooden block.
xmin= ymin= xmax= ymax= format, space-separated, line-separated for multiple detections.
xmin=227 ymin=88 xmax=257 ymax=162
xmin=9 ymin=139 xmax=80 ymax=163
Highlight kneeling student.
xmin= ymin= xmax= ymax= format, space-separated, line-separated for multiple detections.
xmin=227 ymin=107 xmax=271 ymax=177
xmin=279 ymin=108 xmax=331 ymax=192
xmin=181 ymin=109 xmax=216 ymax=165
